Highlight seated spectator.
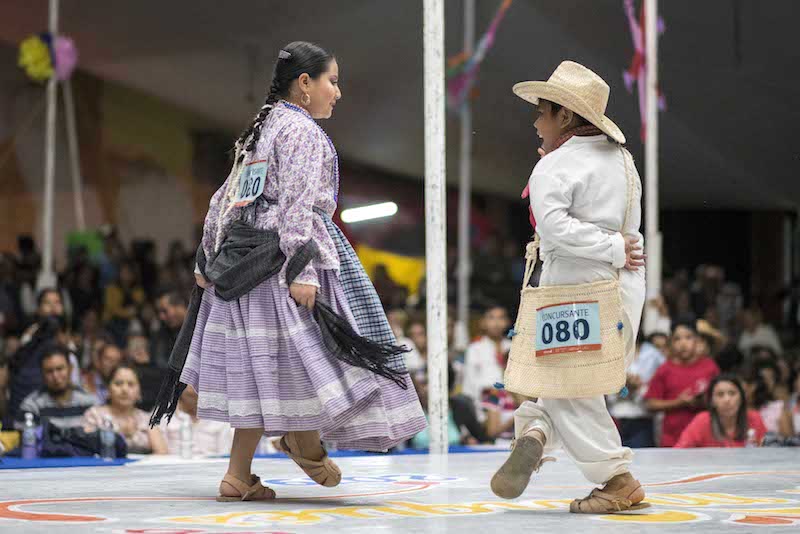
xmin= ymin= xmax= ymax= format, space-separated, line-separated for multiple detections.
xmin=164 ymin=386 xmax=233 ymax=456
xmin=647 ymin=332 xmax=669 ymax=357
xmin=738 ymin=308 xmax=783 ymax=358
xmin=82 ymin=343 xmax=124 ymax=404
xmin=461 ymin=305 xmax=511 ymax=407
xmin=642 ymin=295 xmax=671 ymax=337
xmin=15 ymin=345 xmax=95 ymax=429
xmin=405 ymin=319 xmax=427 ymax=376
xmin=744 ymin=368 xmax=793 ymax=438
xmin=409 ymin=365 xmax=463 ymax=449
xmin=103 ymin=261 xmax=146 ymax=346
xmin=784 ymin=369 xmax=799 ymax=438
xmin=152 ymin=289 xmax=188 ymax=369
xmin=127 ymin=333 xmax=162 ymax=412
xmin=480 ymin=386 xmax=523 ymax=443
xmin=0 ymin=342 xmax=9 ymax=424
xmin=696 ymin=319 xmax=727 ymax=358
xmin=6 ymin=300 xmax=79 ymax=428
xmin=715 ymin=343 xmax=745 ymax=374
xmin=608 ymin=336 xmax=666 ymax=448
xmin=74 ymin=309 xmax=103 ymax=369
xmin=82 ymin=365 xmax=167 ymax=454
xmin=645 ymin=321 xmax=720 ymax=447
xmin=676 ymin=375 xmax=767 ymax=448
xmin=386 ymin=309 xmax=423 ymax=375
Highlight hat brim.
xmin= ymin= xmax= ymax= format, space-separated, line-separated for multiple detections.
xmin=513 ymin=81 xmax=626 ymax=145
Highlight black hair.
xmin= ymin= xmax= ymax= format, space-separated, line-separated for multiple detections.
xmin=647 ymin=332 xmax=669 ymax=344
xmin=482 ymin=303 xmax=509 ymax=316
xmin=707 ymin=374 xmax=749 ymax=442
xmin=540 ymin=99 xmax=590 ymax=127
xmin=36 ymin=287 xmax=61 ymax=308
xmin=157 ymin=287 xmax=188 ymax=309
xmin=39 ymin=343 xmax=71 ymax=369
xmin=745 ymin=367 xmax=774 ymax=409
xmin=106 ymin=364 xmax=141 ymax=405
xmin=235 ymin=41 xmax=335 ymax=162
xmin=671 ymin=319 xmax=698 ymax=337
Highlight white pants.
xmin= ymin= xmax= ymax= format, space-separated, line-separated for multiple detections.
xmin=513 ymin=254 xmax=646 ymax=485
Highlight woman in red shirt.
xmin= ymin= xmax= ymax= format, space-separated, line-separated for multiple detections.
xmin=675 ymin=375 xmax=767 ymax=448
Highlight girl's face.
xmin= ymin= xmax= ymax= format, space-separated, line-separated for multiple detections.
xmin=301 ymin=59 xmax=341 ymax=120
xmin=108 ymin=368 xmax=141 ymax=409
xmin=712 ymin=381 xmax=742 ymax=419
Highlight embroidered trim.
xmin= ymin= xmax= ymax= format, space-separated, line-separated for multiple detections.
xmin=204 ymin=320 xmax=316 ymax=340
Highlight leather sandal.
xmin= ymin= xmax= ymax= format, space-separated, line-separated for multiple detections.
xmin=273 ymin=434 xmax=342 ymax=487
xmin=216 ymin=474 xmax=276 ymax=502
xmin=569 ymin=474 xmax=644 ymax=514
xmin=490 ymin=435 xmax=555 ymax=499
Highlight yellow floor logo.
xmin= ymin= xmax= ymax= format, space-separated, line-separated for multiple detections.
xmin=164 ymin=493 xmax=797 ymax=528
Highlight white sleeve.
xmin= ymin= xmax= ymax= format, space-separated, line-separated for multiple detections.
xmin=531 ymin=172 xmax=626 ymax=268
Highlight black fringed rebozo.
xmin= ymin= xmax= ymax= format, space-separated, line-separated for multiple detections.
xmin=149 ymin=370 xmax=187 ymax=427
xmin=313 ymin=300 xmax=409 ymax=389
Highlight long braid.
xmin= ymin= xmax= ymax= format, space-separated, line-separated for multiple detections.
xmin=211 ymin=41 xmax=334 ymax=252
xmin=214 ymin=81 xmax=282 ymax=252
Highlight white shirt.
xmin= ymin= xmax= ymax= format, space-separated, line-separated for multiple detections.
xmin=608 ymin=342 xmax=666 ymax=419
xmin=529 ymin=135 xmax=647 ymax=365
xmin=738 ymin=324 xmax=783 ymax=357
xmin=462 ymin=336 xmax=511 ymax=403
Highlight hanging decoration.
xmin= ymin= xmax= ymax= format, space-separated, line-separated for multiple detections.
xmin=18 ymin=32 xmax=78 ymax=83
xmin=446 ymin=0 xmax=513 ymax=110
xmin=623 ymin=0 xmax=666 ymax=142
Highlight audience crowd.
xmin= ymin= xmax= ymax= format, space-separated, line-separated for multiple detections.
xmin=1 ymin=232 xmax=798 ymax=458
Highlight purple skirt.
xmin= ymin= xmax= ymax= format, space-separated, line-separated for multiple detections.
xmin=180 ymin=270 xmax=426 ymax=451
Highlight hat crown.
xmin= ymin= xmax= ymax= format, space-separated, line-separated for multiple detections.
xmin=548 ymin=61 xmax=609 ymax=116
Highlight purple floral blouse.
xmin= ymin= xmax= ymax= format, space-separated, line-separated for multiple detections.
xmin=201 ymin=101 xmax=339 ymax=287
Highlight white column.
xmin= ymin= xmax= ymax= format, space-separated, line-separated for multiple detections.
xmin=38 ymin=0 xmax=60 ymax=290
xmin=644 ymin=0 xmax=661 ymax=299
xmin=63 ymin=79 xmax=86 ymax=231
xmin=423 ymin=0 xmax=449 ymax=456
xmin=455 ymin=0 xmax=476 ymax=352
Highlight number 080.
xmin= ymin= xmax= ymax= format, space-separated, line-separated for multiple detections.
xmin=540 ymin=319 xmax=591 ymax=345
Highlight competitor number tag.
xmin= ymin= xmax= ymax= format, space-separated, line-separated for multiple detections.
xmin=535 ymin=301 xmax=602 ymax=357
xmin=233 ymin=160 xmax=267 ymax=207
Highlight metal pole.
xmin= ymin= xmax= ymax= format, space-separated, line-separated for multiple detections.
xmin=455 ymin=0 xmax=475 ymax=352
xmin=644 ymin=0 xmax=661 ymax=299
xmin=38 ymin=0 xmax=59 ymax=290
xmin=63 ymin=79 xmax=86 ymax=231
xmin=423 ymin=0 xmax=448 ymax=456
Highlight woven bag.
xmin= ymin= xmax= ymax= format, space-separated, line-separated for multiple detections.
xmin=504 ymin=147 xmax=637 ymax=399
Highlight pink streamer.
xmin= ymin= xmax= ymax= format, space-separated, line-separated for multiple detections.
xmin=53 ymin=36 xmax=78 ymax=81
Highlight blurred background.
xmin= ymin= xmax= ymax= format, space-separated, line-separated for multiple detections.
xmin=0 ymin=0 xmax=798 ymax=456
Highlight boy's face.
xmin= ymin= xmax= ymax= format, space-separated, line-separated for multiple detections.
xmin=671 ymin=326 xmax=698 ymax=362
xmin=483 ymin=307 xmax=510 ymax=339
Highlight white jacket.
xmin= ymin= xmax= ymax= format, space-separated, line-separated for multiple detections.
xmin=529 ymin=135 xmax=647 ymax=355
xmin=462 ymin=336 xmax=512 ymax=403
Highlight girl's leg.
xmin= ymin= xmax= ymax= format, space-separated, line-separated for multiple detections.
xmin=219 ymin=427 xmax=264 ymax=497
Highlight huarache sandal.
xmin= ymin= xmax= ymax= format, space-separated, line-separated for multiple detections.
xmin=569 ymin=473 xmax=645 ymax=514
xmin=273 ymin=433 xmax=342 ymax=487
xmin=216 ymin=474 xmax=277 ymax=502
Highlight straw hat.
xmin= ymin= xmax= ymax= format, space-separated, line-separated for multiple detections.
xmin=513 ymin=61 xmax=626 ymax=144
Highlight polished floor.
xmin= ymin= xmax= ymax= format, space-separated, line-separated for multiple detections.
xmin=2 ymin=447 xmax=800 ymax=533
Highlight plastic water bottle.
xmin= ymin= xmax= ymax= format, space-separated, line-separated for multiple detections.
xmin=21 ymin=413 xmax=37 ymax=460
xmin=179 ymin=415 xmax=193 ymax=459
xmin=745 ymin=428 xmax=759 ymax=448
xmin=100 ymin=415 xmax=116 ymax=461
